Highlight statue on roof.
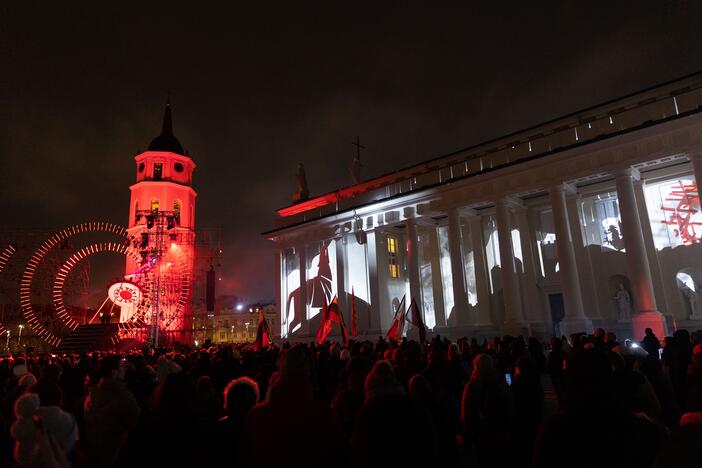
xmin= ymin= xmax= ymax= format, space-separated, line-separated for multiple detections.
xmin=293 ymin=163 xmax=309 ymax=203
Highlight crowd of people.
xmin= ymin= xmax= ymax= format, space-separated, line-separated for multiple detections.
xmin=1 ymin=326 xmax=701 ymax=467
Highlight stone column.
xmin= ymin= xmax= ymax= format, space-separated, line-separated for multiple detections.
xmin=615 ymin=168 xmax=666 ymax=340
xmin=406 ymin=218 xmax=422 ymax=315
xmin=633 ymin=180 xmax=669 ymax=316
xmin=366 ymin=231 xmax=382 ymax=333
xmin=335 ymin=238 xmax=348 ymax=323
xmin=298 ymin=246 xmax=309 ymax=336
xmin=565 ymin=193 xmax=602 ymax=320
xmin=549 ymin=184 xmax=592 ymax=336
xmin=513 ymin=207 xmax=542 ymax=322
xmin=468 ymin=215 xmax=493 ymax=325
xmin=495 ymin=197 xmax=524 ymax=326
xmin=448 ymin=208 xmax=469 ymax=325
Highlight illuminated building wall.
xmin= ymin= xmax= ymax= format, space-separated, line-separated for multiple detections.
xmin=124 ymin=102 xmax=196 ymax=345
xmin=267 ymin=73 xmax=702 ymax=341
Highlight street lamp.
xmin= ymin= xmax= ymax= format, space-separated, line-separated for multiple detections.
xmin=18 ymin=325 xmax=24 ymax=348
xmin=244 ymin=321 xmax=250 ymax=342
xmin=5 ymin=330 xmax=10 ymax=353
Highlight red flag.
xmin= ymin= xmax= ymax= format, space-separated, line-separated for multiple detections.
xmin=407 ymin=298 xmax=426 ymax=344
xmin=315 ymin=296 xmax=332 ymax=344
xmin=328 ymin=296 xmax=349 ymax=345
xmin=317 ymin=296 xmax=349 ymax=345
xmin=386 ymin=295 xmax=406 ymax=341
xmin=351 ymin=287 xmax=358 ymax=337
xmin=253 ymin=309 xmax=272 ymax=351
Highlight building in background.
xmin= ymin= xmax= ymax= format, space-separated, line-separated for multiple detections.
xmin=194 ymin=300 xmax=278 ymax=345
xmin=266 ymin=72 xmax=702 ymax=343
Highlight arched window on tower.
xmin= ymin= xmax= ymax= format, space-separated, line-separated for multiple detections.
xmin=151 ymin=199 xmax=159 ymax=214
xmin=173 ymin=200 xmax=182 ymax=225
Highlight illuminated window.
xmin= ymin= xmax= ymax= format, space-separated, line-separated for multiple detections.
xmin=388 ymin=236 xmax=397 ymax=254
xmin=388 ymin=235 xmax=399 ymax=278
xmin=154 ymin=163 xmax=163 ymax=180
xmin=389 ymin=263 xmax=399 ymax=278
xmin=151 ymin=199 xmax=159 ymax=214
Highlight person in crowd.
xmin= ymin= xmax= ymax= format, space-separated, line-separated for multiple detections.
xmin=11 ymin=392 xmax=78 ymax=467
xmin=642 ymin=327 xmax=662 ymax=357
xmin=240 ymin=344 xmax=345 ymax=468
xmin=83 ymin=355 xmax=140 ymax=468
xmin=28 ymin=363 xmax=63 ymax=407
xmin=461 ymin=353 xmax=513 ymax=468
xmin=332 ymin=356 xmax=370 ymax=439
xmin=352 ymin=360 xmax=435 ymax=467
xmin=511 ymin=356 xmax=544 ymax=466
xmin=215 ymin=376 xmax=259 ymax=456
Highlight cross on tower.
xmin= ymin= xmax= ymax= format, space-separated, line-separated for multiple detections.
xmin=352 ymin=136 xmax=366 ymax=159
xmin=351 ymin=136 xmax=365 ymax=185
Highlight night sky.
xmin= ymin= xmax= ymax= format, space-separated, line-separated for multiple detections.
xmin=1 ymin=2 xmax=701 ymax=303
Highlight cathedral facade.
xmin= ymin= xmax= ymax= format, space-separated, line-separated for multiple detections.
xmin=266 ymin=72 xmax=702 ymax=342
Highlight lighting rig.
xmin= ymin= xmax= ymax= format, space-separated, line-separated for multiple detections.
xmin=133 ymin=209 xmax=179 ymax=347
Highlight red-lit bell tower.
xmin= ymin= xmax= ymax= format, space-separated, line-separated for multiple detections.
xmin=125 ymin=99 xmax=196 ymax=345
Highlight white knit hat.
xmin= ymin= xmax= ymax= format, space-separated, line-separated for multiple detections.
xmin=13 ymin=364 xmax=28 ymax=377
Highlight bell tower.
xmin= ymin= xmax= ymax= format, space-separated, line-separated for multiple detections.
xmin=125 ymin=99 xmax=196 ymax=345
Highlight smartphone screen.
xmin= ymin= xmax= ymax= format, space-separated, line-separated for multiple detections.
xmin=658 ymin=348 xmax=663 ymax=360
xmin=505 ymin=372 xmax=512 ymax=386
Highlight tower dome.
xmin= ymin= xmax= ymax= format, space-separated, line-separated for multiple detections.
xmin=148 ymin=100 xmax=185 ymax=155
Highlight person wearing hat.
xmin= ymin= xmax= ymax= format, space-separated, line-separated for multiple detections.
xmin=10 ymin=392 xmax=78 ymax=466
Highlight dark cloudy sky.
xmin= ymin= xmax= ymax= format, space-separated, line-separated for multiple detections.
xmin=1 ymin=1 xmax=701 ymax=302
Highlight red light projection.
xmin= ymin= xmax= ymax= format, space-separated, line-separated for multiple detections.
xmin=660 ymin=180 xmax=701 ymax=245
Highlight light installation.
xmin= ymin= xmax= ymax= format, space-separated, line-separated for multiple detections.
xmin=18 ymin=221 xmax=190 ymax=348
xmin=0 ymin=244 xmax=17 ymax=337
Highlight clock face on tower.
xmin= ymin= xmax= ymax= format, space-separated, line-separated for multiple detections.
xmin=174 ymin=162 xmax=184 ymax=173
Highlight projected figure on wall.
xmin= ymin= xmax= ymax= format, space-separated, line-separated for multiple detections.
xmin=605 ymin=224 xmax=625 ymax=251
xmin=286 ymin=242 xmax=333 ymax=334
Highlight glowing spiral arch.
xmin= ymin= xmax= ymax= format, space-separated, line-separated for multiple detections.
xmin=52 ymin=242 xmax=151 ymax=332
xmin=0 ymin=244 xmax=17 ymax=337
xmin=20 ymin=222 xmax=131 ymax=347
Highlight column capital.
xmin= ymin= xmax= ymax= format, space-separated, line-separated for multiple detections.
xmin=495 ymin=196 xmax=524 ymax=210
xmin=613 ymin=167 xmax=641 ymax=181
xmin=548 ymin=182 xmax=578 ymax=196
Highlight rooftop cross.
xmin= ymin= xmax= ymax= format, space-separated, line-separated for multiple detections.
xmin=351 ymin=136 xmax=365 ymax=185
